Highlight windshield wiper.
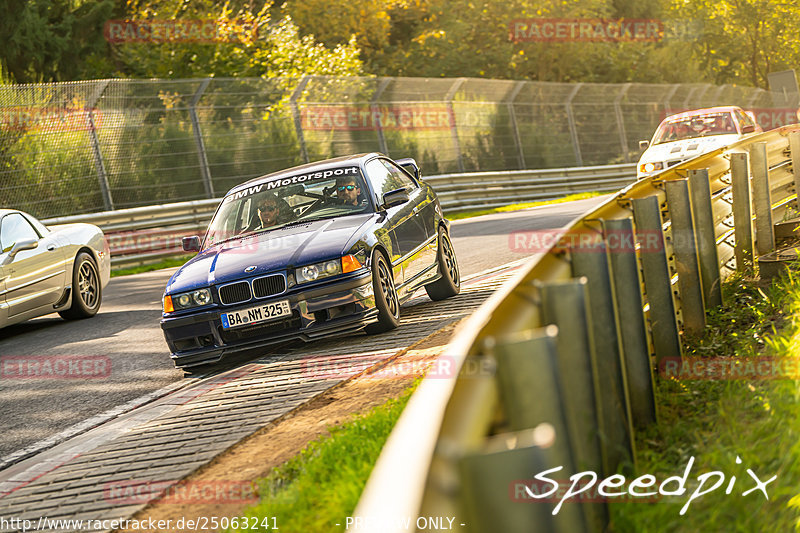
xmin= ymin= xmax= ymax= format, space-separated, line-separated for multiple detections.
xmin=277 ymin=217 xmax=331 ymax=229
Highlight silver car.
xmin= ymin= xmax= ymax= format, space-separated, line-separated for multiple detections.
xmin=0 ymin=209 xmax=111 ymax=328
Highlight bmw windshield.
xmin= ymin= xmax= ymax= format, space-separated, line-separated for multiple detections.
xmin=204 ymin=166 xmax=372 ymax=249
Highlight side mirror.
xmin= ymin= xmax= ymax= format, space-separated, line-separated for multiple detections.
xmin=639 ymin=140 xmax=649 ymax=150
xmin=1 ymin=238 xmax=38 ymax=265
xmin=741 ymin=125 xmax=756 ymax=134
xmin=382 ymin=188 xmax=410 ymax=209
xmin=182 ymin=236 xmax=201 ymax=252
xmin=395 ymin=157 xmax=420 ymax=181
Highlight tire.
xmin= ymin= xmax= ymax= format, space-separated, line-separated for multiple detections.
xmin=425 ymin=228 xmax=460 ymax=301
xmin=59 ymin=252 xmax=102 ymax=320
xmin=365 ymin=251 xmax=401 ymax=334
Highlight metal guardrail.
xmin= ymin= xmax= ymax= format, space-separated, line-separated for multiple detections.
xmin=41 ymin=164 xmax=637 ymax=269
xmin=355 ymin=126 xmax=800 ymax=532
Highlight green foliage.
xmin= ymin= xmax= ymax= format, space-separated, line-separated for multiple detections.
xmin=0 ymin=0 xmax=118 ymax=83
xmin=233 ymin=383 xmax=419 ymax=533
xmin=610 ymin=267 xmax=800 ymax=531
xmin=112 ymin=1 xmax=363 ymax=79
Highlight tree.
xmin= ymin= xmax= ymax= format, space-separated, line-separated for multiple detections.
xmin=110 ymin=1 xmax=364 ymax=78
xmin=0 ymin=0 xmax=118 ymax=83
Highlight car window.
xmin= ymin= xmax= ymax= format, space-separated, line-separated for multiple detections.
xmin=0 ymin=213 xmax=40 ymax=253
xmin=365 ymin=159 xmax=414 ymax=204
xmin=204 ymin=166 xmax=370 ymax=249
xmin=735 ymin=109 xmax=756 ymax=131
xmin=380 ymin=159 xmax=417 ymax=190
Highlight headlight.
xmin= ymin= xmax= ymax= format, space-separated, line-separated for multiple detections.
xmin=639 ymin=161 xmax=664 ymax=174
xmin=295 ymin=255 xmax=364 ymax=285
xmin=163 ymin=288 xmax=213 ymax=312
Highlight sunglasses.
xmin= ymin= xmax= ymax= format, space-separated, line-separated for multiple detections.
xmin=259 ymin=205 xmax=277 ymax=212
xmin=337 ymin=185 xmax=357 ymax=191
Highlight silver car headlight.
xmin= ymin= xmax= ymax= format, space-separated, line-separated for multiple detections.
xmin=164 ymin=288 xmax=213 ymax=312
xmin=296 ymin=259 xmax=342 ymax=284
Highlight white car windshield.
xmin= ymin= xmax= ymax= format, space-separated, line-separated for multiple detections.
xmin=652 ymin=112 xmax=737 ymax=145
xmin=204 ymin=166 xmax=371 ymax=249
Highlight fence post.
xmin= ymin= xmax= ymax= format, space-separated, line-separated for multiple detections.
xmin=731 ymin=152 xmax=755 ymax=272
xmin=602 ymin=217 xmax=657 ymax=429
xmin=631 ymin=196 xmax=683 ymax=362
xmin=565 ymin=84 xmax=584 ymax=166
xmin=289 ymin=76 xmax=311 ymax=164
xmin=569 ymin=236 xmax=635 ymax=474
xmin=370 ymin=78 xmax=391 ymax=155
xmin=665 ymin=179 xmax=706 ymax=335
xmin=613 ymin=83 xmax=632 ymax=163
xmin=750 ymin=142 xmax=775 ymax=256
xmin=446 ymin=78 xmax=467 ymax=172
xmin=688 ymin=168 xmax=722 ymax=308
xmin=508 ymin=81 xmax=527 ymax=170
xmin=86 ymin=79 xmax=113 ymax=211
xmin=189 ymin=78 xmax=214 ymax=199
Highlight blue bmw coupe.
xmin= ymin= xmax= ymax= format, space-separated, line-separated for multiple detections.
xmin=161 ymin=153 xmax=460 ymax=369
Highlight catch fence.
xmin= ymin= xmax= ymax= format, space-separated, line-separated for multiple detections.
xmin=0 ymin=76 xmax=793 ymax=219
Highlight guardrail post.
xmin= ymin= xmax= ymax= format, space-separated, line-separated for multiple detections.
xmin=536 ymin=278 xmax=608 ymax=531
xmin=491 ymin=326 xmax=587 ymax=532
xmin=189 ymin=78 xmax=215 ymax=199
xmin=790 ymin=132 xmax=800 ymax=208
xmin=665 ymin=179 xmax=706 ymax=335
xmin=446 ymin=78 xmax=467 ymax=172
xmin=86 ymin=79 xmax=113 ymax=211
xmin=750 ymin=142 xmax=775 ymax=256
xmin=289 ymin=76 xmax=311 ymax=164
xmin=602 ymin=218 xmax=657 ymax=429
xmin=569 ymin=235 xmax=635 ymax=472
xmin=731 ymin=152 xmax=755 ymax=272
xmin=458 ymin=427 xmax=562 ymax=533
xmin=631 ymin=196 xmax=683 ymax=362
xmin=688 ymin=169 xmax=723 ymax=308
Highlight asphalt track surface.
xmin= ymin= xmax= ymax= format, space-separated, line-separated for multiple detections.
xmin=0 ymin=195 xmax=608 ymax=460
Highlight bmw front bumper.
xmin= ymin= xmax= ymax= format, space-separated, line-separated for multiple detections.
xmin=161 ymin=271 xmax=377 ymax=369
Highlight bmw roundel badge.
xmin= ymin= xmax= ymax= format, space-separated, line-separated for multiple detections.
xmin=245 ymin=265 xmax=257 ymax=273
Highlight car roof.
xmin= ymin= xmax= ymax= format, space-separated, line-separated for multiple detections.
xmin=225 ymin=153 xmax=381 ymax=197
xmin=663 ymin=106 xmax=743 ymax=122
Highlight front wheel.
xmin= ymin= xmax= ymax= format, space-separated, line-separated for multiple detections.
xmin=425 ymin=228 xmax=460 ymax=301
xmin=365 ymin=251 xmax=400 ymax=334
xmin=59 ymin=252 xmax=102 ymax=320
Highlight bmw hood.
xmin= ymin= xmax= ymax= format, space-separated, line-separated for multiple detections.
xmin=166 ymin=214 xmax=373 ymax=294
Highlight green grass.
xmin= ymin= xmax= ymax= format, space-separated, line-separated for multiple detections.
xmin=232 ymin=381 xmax=420 ymax=532
xmin=110 ymin=256 xmax=188 ymax=277
xmin=610 ymin=265 xmax=800 ymax=532
xmin=445 ymin=192 xmax=603 ymax=221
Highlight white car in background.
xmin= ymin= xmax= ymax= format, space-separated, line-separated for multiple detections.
xmin=637 ymin=106 xmax=761 ymax=178
xmin=0 ymin=209 xmax=111 ymax=328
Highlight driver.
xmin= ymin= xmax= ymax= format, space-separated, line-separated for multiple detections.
xmin=335 ymin=176 xmax=363 ymax=207
xmin=256 ymin=195 xmax=281 ymax=229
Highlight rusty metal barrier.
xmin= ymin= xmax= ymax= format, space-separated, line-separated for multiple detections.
xmin=355 ymin=126 xmax=800 ymax=532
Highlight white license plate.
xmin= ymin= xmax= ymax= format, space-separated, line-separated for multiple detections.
xmin=221 ymin=300 xmax=292 ymax=329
